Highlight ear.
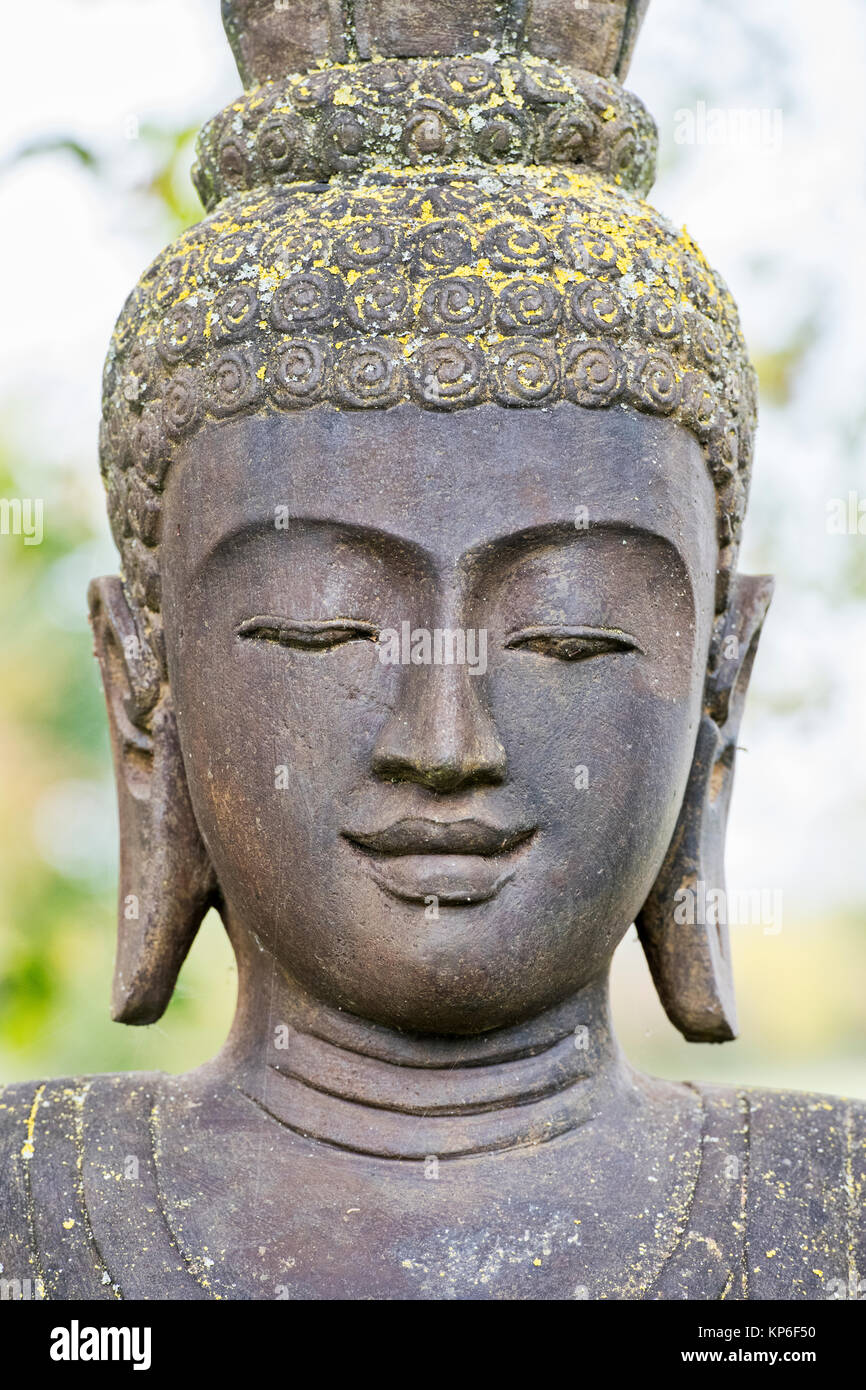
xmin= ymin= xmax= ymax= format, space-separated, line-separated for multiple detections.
xmin=88 ymin=576 xmax=218 ymax=1025
xmin=636 ymin=572 xmax=775 ymax=1042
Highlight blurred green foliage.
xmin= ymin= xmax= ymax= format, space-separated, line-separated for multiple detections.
xmin=0 ymin=126 xmax=236 ymax=1083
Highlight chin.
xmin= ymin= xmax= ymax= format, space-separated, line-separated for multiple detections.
xmin=299 ymin=940 xmax=590 ymax=1037
xmin=342 ymin=991 xmax=546 ymax=1038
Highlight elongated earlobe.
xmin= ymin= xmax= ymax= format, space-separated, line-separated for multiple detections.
xmin=636 ymin=572 xmax=775 ymax=1042
xmin=88 ymin=576 xmax=218 ymax=1025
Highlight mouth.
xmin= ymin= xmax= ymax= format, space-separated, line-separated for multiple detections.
xmin=341 ymin=817 xmax=537 ymax=906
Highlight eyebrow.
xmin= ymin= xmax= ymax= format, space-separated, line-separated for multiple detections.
xmin=198 ymin=514 xmax=676 ymax=579
xmin=195 ymin=514 xmax=432 ymax=579
xmin=463 ymin=519 xmax=667 ymax=576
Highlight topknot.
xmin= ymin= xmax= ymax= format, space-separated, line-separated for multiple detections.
xmin=221 ymin=0 xmax=651 ymax=90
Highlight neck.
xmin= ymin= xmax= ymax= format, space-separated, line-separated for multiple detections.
xmin=214 ymin=934 xmax=630 ymax=1161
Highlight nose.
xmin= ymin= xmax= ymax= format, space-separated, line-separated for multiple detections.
xmin=371 ymin=661 xmax=507 ymax=792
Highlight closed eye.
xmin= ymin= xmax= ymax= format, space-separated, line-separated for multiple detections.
xmin=237 ymin=617 xmax=380 ymax=650
xmin=504 ymin=625 xmax=643 ymax=661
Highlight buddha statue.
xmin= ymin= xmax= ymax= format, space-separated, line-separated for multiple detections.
xmin=1 ymin=0 xmax=863 ymax=1301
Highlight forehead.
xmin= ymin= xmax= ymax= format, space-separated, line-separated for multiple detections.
xmin=162 ymin=402 xmax=717 ymax=585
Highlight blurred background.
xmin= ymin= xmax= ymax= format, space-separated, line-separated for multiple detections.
xmin=0 ymin=0 xmax=863 ymax=1094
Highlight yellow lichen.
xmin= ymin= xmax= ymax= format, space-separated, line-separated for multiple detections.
xmin=20 ymin=1083 xmax=45 ymax=1160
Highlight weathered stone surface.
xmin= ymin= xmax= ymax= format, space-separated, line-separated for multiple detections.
xmin=222 ymin=0 xmax=651 ymax=88
xmin=2 ymin=0 xmax=860 ymax=1303
xmin=3 ymin=1074 xmax=863 ymax=1298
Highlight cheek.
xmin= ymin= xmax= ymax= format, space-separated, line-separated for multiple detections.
xmin=169 ymin=628 xmax=389 ymax=857
xmin=492 ymin=655 xmax=703 ymax=899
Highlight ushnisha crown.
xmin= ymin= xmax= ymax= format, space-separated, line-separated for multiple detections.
xmin=100 ymin=0 xmax=755 ymax=691
xmin=221 ymin=0 xmax=652 ymax=89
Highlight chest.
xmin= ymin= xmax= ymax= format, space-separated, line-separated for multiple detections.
xmin=148 ymin=1134 xmax=711 ymax=1300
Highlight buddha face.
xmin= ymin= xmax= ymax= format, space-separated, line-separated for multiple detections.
xmin=159 ymin=402 xmax=718 ymax=1034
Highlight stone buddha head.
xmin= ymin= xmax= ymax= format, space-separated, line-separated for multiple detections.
xmin=89 ymin=0 xmax=772 ymax=1056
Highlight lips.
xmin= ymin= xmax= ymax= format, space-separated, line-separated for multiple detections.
xmin=342 ymin=817 xmax=536 ymax=905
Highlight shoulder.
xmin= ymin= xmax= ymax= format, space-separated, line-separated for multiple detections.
xmin=0 ymin=1071 xmax=161 ymax=1159
xmin=698 ymin=1082 xmax=866 ymax=1301
xmin=0 ymin=1072 xmax=161 ymax=1300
